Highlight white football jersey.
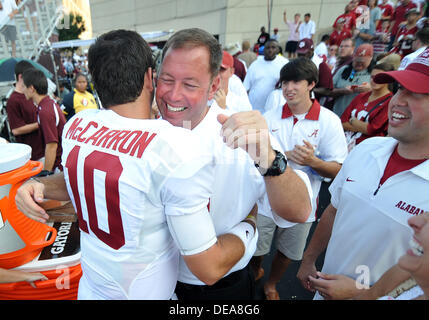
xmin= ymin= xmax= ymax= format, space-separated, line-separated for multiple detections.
xmin=61 ymin=109 xmax=214 ymax=299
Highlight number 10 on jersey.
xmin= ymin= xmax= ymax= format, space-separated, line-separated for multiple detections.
xmin=65 ymin=145 xmax=126 ymax=250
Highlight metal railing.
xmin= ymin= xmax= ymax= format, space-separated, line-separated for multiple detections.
xmin=0 ymin=0 xmax=64 ymax=60
xmin=0 ymin=0 xmax=65 ymax=142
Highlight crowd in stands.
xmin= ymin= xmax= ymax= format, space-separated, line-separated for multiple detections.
xmin=1 ymin=0 xmax=429 ymax=302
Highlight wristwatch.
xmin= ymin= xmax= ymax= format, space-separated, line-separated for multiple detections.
xmin=255 ymin=150 xmax=288 ymax=176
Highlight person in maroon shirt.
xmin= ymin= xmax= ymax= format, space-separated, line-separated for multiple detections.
xmin=296 ymin=38 xmax=334 ymax=103
xmin=6 ymin=61 xmax=44 ymax=160
xmin=22 ymin=68 xmax=66 ymax=175
xmin=225 ymin=42 xmax=247 ymax=81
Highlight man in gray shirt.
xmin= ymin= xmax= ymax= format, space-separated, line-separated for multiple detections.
xmin=331 ymin=43 xmax=374 ymax=117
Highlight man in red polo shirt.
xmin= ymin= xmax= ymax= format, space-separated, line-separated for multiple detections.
xmin=22 ymin=69 xmax=66 ymax=175
xmin=330 ymin=18 xmax=353 ymax=47
xmin=6 ymin=61 xmax=44 ymax=161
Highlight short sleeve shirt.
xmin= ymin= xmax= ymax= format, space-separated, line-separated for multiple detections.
xmin=6 ymin=91 xmax=44 ymax=160
xmin=340 ymin=91 xmax=392 ymax=144
xmin=37 ymin=96 xmax=66 ymax=170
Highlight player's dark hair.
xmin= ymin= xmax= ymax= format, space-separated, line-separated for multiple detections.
xmin=15 ymin=60 xmax=35 ymax=81
xmin=161 ymin=28 xmax=222 ymax=79
xmin=88 ymin=29 xmax=153 ymax=109
xmin=22 ymin=68 xmax=48 ymax=95
xmin=279 ymin=57 xmax=318 ymax=86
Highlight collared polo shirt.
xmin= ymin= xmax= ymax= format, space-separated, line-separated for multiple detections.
xmin=262 ymin=100 xmax=348 ymax=227
xmin=314 ymin=137 xmax=429 ymax=299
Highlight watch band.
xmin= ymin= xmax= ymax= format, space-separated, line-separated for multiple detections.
xmin=255 ymin=150 xmax=287 ymax=177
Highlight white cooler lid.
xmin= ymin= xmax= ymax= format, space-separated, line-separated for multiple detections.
xmin=0 ymin=143 xmax=32 ymax=174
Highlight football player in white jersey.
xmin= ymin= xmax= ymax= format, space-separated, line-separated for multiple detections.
xmin=155 ymin=28 xmax=313 ymax=300
xmin=14 ymin=30 xmax=258 ymax=300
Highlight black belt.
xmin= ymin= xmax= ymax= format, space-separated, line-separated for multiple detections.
xmin=177 ymin=267 xmax=248 ymax=292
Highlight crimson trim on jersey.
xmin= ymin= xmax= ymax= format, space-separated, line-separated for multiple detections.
xmin=281 ymin=99 xmax=321 ymax=120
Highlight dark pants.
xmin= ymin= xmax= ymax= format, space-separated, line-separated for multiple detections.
xmin=175 ymin=265 xmax=256 ymax=300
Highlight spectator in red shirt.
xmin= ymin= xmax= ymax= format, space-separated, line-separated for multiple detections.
xmin=389 ymin=0 xmax=417 ymax=45
xmin=391 ymin=8 xmax=420 ymax=58
xmin=333 ymin=4 xmax=357 ymax=33
xmin=22 ymin=69 xmax=66 ymax=175
xmin=330 ymin=18 xmax=353 ymax=46
xmin=377 ymin=0 xmax=394 ymax=29
xmin=6 ymin=60 xmax=44 ymax=160
xmin=341 ymin=62 xmax=393 ymax=152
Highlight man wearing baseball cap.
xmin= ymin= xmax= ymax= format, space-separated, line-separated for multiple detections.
xmin=214 ymin=51 xmax=252 ymax=113
xmin=296 ymin=38 xmax=334 ymax=102
xmin=297 ymin=47 xmax=429 ymax=300
xmin=330 ymin=43 xmax=374 ymax=117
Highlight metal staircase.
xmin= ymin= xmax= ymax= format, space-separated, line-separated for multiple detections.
xmin=0 ymin=0 xmax=65 ymax=141
xmin=0 ymin=0 xmax=64 ymax=61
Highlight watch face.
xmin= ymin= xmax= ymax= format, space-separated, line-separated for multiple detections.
xmin=279 ymin=157 xmax=287 ymax=172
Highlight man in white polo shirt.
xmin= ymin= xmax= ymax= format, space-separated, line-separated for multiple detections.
xmin=251 ymin=57 xmax=348 ymax=300
xmin=156 ymin=28 xmax=313 ymax=300
xmin=299 ymin=13 xmax=316 ymax=40
xmin=243 ymin=39 xmax=288 ymax=114
xmin=297 ymin=47 xmax=429 ymax=300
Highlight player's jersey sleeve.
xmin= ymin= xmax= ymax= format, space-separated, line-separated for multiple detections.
xmin=160 ymin=129 xmax=217 ymax=256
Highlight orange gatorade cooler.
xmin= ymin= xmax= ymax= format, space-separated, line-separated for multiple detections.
xmin=0 ymin=143 xmax=57 ymax=269
xmin=0 ymin=221 xmax=82 ymax=300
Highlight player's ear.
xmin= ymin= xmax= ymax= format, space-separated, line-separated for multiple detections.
xmin=144 ymin=67 xmax=154 ymax=92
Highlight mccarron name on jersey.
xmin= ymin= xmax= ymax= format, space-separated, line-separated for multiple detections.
xmin=64 ymin=116 xmax=157 ymax=159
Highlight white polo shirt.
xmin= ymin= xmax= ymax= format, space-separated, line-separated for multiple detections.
xmin=243 ymin=55 xmax=289 ymax=113
xmin=314 ymin=137 xmax=429 ymax=299
xmin=262 ymin=100 xmax=348 ymax=228
xmin=299 ymin=20 xmax=316 ymax=40
xmin=178 ymin=102 xmax=313 ymax=284
xmin=177 ymin=103 xmax=265 ymax=285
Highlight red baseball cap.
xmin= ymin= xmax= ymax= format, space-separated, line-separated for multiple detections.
xmin=374 ymin=47 xmax=429 ymax=94
xmin=296 ymin=38 xmax=314 ymax=54
xmin=221 ymin=51 xmax=234 ymax=68
xmin=354 ymin=43 xmax=374 ymax=58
